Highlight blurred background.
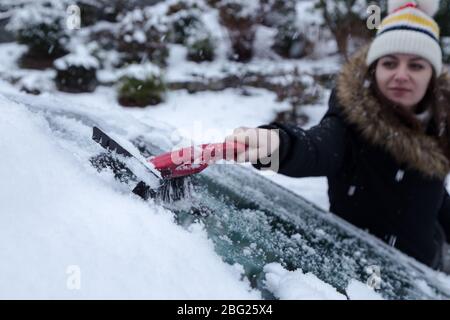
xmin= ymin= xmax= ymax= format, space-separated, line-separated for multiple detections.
xmin=0 ymin=0 xmax=449 ymax=205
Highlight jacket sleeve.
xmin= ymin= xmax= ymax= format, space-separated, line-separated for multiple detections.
xmin=438 ymin=191 xmax=450 ymax=243
xmin=254 ymin=89 xmax=348 ymax=178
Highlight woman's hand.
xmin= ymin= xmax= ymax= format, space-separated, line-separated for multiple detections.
xmin=225 ymin=127 xmax=280 ymax=163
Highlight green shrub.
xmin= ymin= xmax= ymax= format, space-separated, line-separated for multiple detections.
xmin=187 ymin=37 xmax=215 ymax=62
xmin=17 ymin=23 xmax=68 ymax=59
xmin=272 ymin=20 xmax=313 ymax=59
xmin=118 ymin=75 xmax=166 ymax=107
xmin=169 ymin=13 xmax=203 ymax=45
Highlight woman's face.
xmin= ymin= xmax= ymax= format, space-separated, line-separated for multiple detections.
xmin=375 ymin=54 xmax=433 ymax=112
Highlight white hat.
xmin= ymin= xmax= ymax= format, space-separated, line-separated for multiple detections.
xmin=366 ymin=0 xmax=443 ymax=75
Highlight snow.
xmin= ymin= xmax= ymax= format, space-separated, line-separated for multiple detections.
xmin=45 ymin=84 xmax=291 ymax=145
xmin=54 ymin=46 xmax=100 ymax=70
xmin=345 ymin=279 xmax=383 ymax=300
xmin=263 ymin=263 xmax=347 ymax=300
xmin=0 ymin=94 xmax=259 ymax=299
xmin=220 ymin=0 xmax=260 ymax=18
xmin=0 ymin=43 xmax=27 ymax=73
xmin=165 ymin=53 xmax=341 ymax=83
xmin=119 ymin=6 xmax=169 ymax=34
xmin=6 ymin=0 xmax=67 ymax=31
xmin=296 ymin=0 xmax=323 ymax=26
xmin=395 ymin=170 xmax=405 ymax=182
xmin=200 ymin=9 xmax=231 ymax=61
xmin=125 ymin=88 xmax=292 ymax=144
xmin=264 ymin=264 xmax=384 ymax=300
xmin=253 ymin=26 xmax=278 ymax=59
xmin=348 ymin=185 xmax=356 ymax=196
xmin=132 ymin=30 xmax=147 ymax=44
xmin=107 ymin=63 xmax=163 ymax=82
xmin=17 ymin=70 xmax=56 ymax=92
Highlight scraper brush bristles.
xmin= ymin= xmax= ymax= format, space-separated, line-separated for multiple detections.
xmin=157 ymin=177 xmax=193 ymax=202
xmin=131 ymin=172 xmax=193 ymax=202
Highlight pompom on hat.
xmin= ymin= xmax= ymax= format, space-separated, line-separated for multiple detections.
xmin=366 ymin=0 xmax=443 ymax=75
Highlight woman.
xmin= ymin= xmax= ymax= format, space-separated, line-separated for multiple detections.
xmin=227 ymin=0 xmax=450 ymax=272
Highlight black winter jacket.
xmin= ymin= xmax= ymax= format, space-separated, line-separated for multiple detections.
xmin=258 ymin=47 xmax=450 ymax=269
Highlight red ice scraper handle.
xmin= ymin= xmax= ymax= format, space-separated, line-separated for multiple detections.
xmin=148 ymin=141 xmax=248 ymax=179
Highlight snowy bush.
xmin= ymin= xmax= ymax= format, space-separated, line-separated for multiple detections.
xmin=259 ymin=0 xmax=296 ymax=28
xmin=168 ymin=11 xmax=204 ymax=45
xmin=75 ymin=0 xmax=116 ymax=26
xmin=187 ymin=37 xmax=215 ymax=62
xmin=117 ymin=64 xmax=166 ymax=107
xmin=217 ymin=0 xmax=261 ymax=62
xmin=75 ymin=0 xmax=143 ymax=25
xmin=54 ymin=46 xmax=99 ymax=93
xmin=166 ymin=0 xmax=206 ymax=15
xmin=89 ymin=22 xmax=120 ymax=52
xmin=272 ymin=19 xmax=313 ymax=59
xmin=18 ymin=71 xmax=56 ymax=95
xmin=116 ymin=7 xmax=170 ymax=67
xmin=17 ymin=23 xmax=68 ymax=58
xmin=259 ymin=1 xmax=321 ymax=59
xmin=6 ymin=0 xmax=70 ymax=68
xmin=6 ymin=0 xmax=68 ymax=33
xmin=205 ymin=0 xmax=221 ymax=8
xmin=165 ymin=2 xmax=216 ymax=62
xmin=77 ymin=0 xmax=165 ymax=25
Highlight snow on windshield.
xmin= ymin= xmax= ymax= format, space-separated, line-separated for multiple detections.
xmin=0 ymin=95 xmax=259 ymax=299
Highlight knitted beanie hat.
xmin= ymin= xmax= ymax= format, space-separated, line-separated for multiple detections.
xmin=366 ymin=0 xmax=443 ymax=75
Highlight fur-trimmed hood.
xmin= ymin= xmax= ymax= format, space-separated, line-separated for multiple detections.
xmin=336 ymin=45 xmax=450 ymax=179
